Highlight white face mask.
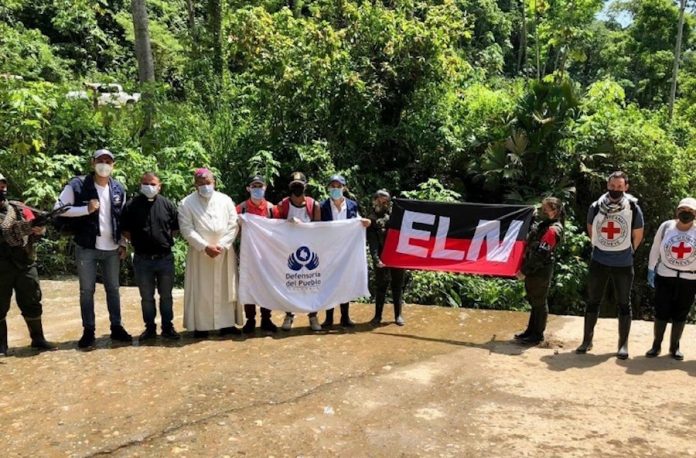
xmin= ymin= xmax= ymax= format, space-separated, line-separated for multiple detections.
xmin=140 ymin=184 xmax=159 ymax=199
xmin=95 ymin=163 xmax=113 ymax=178
xmin=198 ymin=184 xmax=214 ymax=198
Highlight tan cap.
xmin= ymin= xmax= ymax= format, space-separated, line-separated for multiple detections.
xmin=677 ymin=197 xmax=696 ymax=211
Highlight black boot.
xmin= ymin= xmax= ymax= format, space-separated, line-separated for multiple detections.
xmin=110 ymin=325 xmax=133 ymax=343
xmin=645 ymin=320 xmax=667 ymax=357
xmin=576 ymin=312 xmax=598 ymax=354
xmin=617 ymin=314 xmax=631 ymax=360
xmin=322 ymin=308 xmax=334 ymax=328
xmin=522 ymin=308 xmax=547 ymax=344
xmin=515 ymin=309 xmax=536 ymax=340
xmin=370 ymin=303 xmax=384 ymax=326
xmin=0 ymin=319 xmax=8 ymax=356
xmin=394 ymin=302 xmax=405 ymax=326
xmin=670 ymin=321 xmax=686 ymax=361
xmin=243 ymin=304 xmax=256 ymax=334
xmin=25 ymin=317 xmax=57 ymax=351
xmin=340 ymin=303 xmax=355 ymax=327
xmin=78 ymin=327 xmax=96 ymax=349
xmin=139 ymin=324 xmax=157 ymax=341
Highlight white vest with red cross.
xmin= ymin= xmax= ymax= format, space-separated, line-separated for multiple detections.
xmin=591 ymin=206 xmax=633 ymax=252
xmin=657 ymin=221 xmax=696 ymax=275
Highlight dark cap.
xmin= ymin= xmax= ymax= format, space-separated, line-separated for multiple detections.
xmin=248 ymin=174 xmax=265 ymax=185
xmin=328 ymin=174 xmax=346 ymax=186
xmin=289 ymin=171 xmax=307 ymax=186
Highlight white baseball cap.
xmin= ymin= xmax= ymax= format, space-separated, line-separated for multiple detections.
xmin=0 ymin=172 xmax=6 ymax=182
xmin=677 ymin=197 xmax=696 ymax=211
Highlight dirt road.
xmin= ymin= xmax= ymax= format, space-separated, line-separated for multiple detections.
xmin=2 ymin=280 xmax=696 ymax=457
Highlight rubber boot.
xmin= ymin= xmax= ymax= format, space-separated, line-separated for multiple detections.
xmin=522 ymin=308 xmax=547 ymax=344
xmin=25 ymin=317 xmax=57 ymax=351
xmin=645 ymin=320 xmax=667 ymax=357
xmin=321 ymin=308 xmax=334 ymax=328
xmin=394 ymin=302 xmax=405 ymax=326
xmin=0 ymin=319 xmax=8 ymax=356
xmin=339 ymin=303 xmax=355 ymax=327
xmin=515 ymin=309 xmax=536 ymax=340
xmin=370 ymin=303 xmax=384 ymax=326
xmin=576 ymin=312 xmax=598 ymax=354
xmin=669 ymin=321 xmax=686 ymax=361
xmin=616 ymin=314 xmax=631 ymax=360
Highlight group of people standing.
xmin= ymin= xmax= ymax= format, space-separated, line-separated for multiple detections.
xmin=1 ymin=153 xmax=695 ymax=362
xmin=0 ymin=149 xmax=406 ymax=355
xmin=515 ymin=171 xmax=696 ymax=361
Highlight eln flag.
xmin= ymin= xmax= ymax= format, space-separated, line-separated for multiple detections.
xmin=238 ymin=214 xmax=370 ymax=313
xmin=381 ymin=199 xmax=535 ymax=277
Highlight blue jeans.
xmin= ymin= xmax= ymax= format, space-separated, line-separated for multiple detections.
xmin=133 ymin=253 xmax=175 ymax=328
xmin=76 ymin=246 xmax=122 ymax=329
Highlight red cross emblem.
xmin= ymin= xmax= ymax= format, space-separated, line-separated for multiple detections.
xmin=601 ymin=221 xmax=621 ymax=240
xmin=671 ymin=242 xmax=693 ymax=259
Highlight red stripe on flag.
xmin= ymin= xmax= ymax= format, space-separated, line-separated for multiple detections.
xmin=380 ymin=229 xmax=526 ymax=277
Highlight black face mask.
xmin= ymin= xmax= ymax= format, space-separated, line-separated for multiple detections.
xmin=608 ymin=190 xmax=624 ymax=200
xmin=290 ymin=185 xmax=304 ymax=197
xmin=0 ymin=189 xmax=6 ymax=202
xmin=678 ymin=211 xmax=695 ymax=224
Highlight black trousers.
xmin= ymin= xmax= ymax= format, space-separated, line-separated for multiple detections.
xmin=586 ymin=260 xmax=633 ymax=316
xmin=375 ymin=267 xmax=405 ymax=306
xmin=0 ymin=259 xmax=43 ymax=321
xmin=654 ymin=274 xmax=696 ymax=322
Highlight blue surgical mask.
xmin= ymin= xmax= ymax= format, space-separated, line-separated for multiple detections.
xmin=250 ymin=187 xmax=265 ymax=200
xmin=329 ymin=188 xmax=343 ymax=200
xmin=198 ymin=184 xmax=214 ymax=198
xmin=140 ymin=184 xmax=159 ymax=199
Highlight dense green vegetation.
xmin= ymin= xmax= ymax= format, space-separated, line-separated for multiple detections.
xmin=2 ymin=0 xmax=696 ymax=318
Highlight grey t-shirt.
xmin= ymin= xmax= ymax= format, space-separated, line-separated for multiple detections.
xmin=588 ymin=201 xmax=644 ymax=267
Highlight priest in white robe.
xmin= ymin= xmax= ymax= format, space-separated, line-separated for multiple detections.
xmin=178 ymin=168 xmax=242 ymax=336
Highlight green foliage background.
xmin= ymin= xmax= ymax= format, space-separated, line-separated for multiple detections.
xmin=2 ymin=0 xmax=696 ymax=319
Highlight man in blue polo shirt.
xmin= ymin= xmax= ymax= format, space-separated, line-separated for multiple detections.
xmin=576 ymin=171 xmax=644 ymax=359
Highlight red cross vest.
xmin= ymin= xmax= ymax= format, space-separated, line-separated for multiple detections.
xmin=657 ymin=221 xmax=696 ymax=274
xmin=591 ymin=205 xmax=633 ymax=252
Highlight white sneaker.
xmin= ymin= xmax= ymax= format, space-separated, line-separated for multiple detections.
xmin=282 ymin=314 xmax=294 ymax=331
xmin=309 ymin=316 xmax=322 ymax=332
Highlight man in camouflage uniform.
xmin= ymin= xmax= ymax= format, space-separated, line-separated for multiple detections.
xmin=0 ymin=172 xmax=56 ymax=356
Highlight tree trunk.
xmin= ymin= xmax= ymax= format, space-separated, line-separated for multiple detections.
xmin=208 ymin=0 xmax=223 ymax=78
xmin=132 ymin=0 xmax=155 ymax=84
xmin=516 ymin=0 xmax=527 ymax=76
xmin=131 ymin=0 xmax=155 ymax=150
xmin=533 ymin=0 xmax=541 ymax=81
xmin=669 ymin=0 xmax=687 ymax=122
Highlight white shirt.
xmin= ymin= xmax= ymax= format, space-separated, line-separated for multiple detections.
xmin=56 ymin=181 xmax=124 ymax=251
xmin=287 ymin=202 xmax=312 ymax=222
xmin=330 ymin=199 xmax=348 ymax=221
xmin=649 ymin=220 xmax=696 ymax=280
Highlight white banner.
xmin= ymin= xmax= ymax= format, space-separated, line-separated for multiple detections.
xmin=238 ymin=214 xmax=370 ymax=313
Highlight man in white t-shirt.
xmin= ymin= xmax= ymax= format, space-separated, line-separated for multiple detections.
xmin=55 ymin=149 xmax=132 ymax=349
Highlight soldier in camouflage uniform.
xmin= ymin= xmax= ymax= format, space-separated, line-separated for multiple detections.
xmin=367 ymin=190 xmax=406 ymax=326
xmin=514 ymin=197 xmax=565 ymax=345
xmin=0 ymin=172 xmax=56 ymax=356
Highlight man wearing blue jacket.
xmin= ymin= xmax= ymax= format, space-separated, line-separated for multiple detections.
xmin=320 ymin=175 xmax=370 ymax=328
